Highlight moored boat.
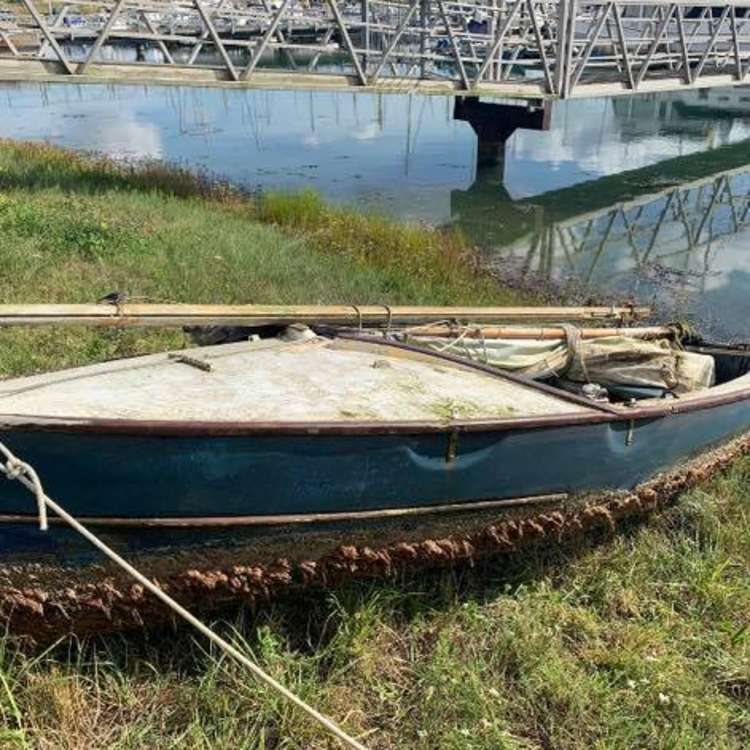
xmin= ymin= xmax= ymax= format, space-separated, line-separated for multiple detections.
xmin=1 ymin=311 xmax=749 ymax=639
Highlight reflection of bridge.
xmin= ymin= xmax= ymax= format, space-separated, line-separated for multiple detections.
xmin=4 ymin=1 xmax=750 ymax=100
xmin=505 ymin=167 xmax=750 ymax=289
xmin=452 ymin=140 xmax=750 ymax=303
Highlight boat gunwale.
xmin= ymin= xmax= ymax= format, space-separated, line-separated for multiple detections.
xmin=0 ymin=334 xmax=748 ymax=437
xmin=0 ymin=382 xmax=749 ymax=436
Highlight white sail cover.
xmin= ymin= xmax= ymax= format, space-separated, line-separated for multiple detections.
xmin=406 ymin=334 xmax=715 ymax=393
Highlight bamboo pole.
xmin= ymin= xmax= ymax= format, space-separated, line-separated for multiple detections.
xmin=402 ymin=325 xmax=672 ymax=340
xmin=0 ymin=304 xmax=650 ymax=328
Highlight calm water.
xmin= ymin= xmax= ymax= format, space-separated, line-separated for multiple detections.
xmin=1 ymin=82 xmax=749 ymax=338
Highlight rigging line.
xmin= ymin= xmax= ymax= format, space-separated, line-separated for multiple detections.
xmin=0 ymin=441 xmax=370 ymax=750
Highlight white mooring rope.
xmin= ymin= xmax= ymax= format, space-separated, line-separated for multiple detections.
xmin=0 ymin=441 xmax=369 ymax=750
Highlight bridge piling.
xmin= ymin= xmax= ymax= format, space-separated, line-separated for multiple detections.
xmin=453 ymin=97 xmax=552 ymax=172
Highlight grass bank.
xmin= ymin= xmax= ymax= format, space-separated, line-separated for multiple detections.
xmin=0 ymin=139 xmax=524 ymax=377
xmin=0 ymin=141 xmax=748 ymax=749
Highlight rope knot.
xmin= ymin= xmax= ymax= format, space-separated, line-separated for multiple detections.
xmin=4 ymin=456 xmax=25 ymax=481
xmin=0 ymin=444 xmax=48 ymax=531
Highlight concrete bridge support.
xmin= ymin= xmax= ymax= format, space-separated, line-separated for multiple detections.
xmin=453 ymin=98 xmax=552 ymax=174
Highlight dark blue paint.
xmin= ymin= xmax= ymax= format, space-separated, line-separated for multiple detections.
xmin=1 ymin=397 xmax=749 ymax=562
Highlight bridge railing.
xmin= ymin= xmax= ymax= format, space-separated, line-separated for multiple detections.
xmin=2 ymin=0 xmax=750 ymax=97
xmin=559 ymin=1 xmax=750 ymax=97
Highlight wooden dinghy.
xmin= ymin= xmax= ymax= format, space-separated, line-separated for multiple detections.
xmin=1 ymin=326 xmax=749 ymax=638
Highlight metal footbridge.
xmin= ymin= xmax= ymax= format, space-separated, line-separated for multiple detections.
xmin=3 ymin=1 xmax=750 ymax=99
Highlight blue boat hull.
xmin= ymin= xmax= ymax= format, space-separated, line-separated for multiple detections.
xmin=2 ymin=394 xmax=750 ymax=563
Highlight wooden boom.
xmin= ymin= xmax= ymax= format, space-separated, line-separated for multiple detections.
xmin=402 ymin=325 xmax=672 ymax=340
xmin=0 ymin=304 xmax=650 ymax=328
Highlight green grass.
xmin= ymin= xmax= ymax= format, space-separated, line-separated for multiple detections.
xmin=0 ymin=140 xmax=748 ymax=749
xmin=0 ymin=139 xmax=524 ymax=377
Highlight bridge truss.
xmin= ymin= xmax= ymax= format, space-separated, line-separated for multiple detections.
xmin=2 ymin=1 xmax=750 ymax=98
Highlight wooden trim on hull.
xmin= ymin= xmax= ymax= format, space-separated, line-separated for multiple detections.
xmin=0 ymin=410 xmax=615 ymax=436
xmin=3 ymin=433 xmax=748 ymax=643
xmin=1 ymin=384 xmax=749 ymax=437
xmin=0 ymin=493 xmax=569 ymax=528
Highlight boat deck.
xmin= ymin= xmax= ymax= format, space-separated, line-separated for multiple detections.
xmin=0 ymin=334 xmax=592 ymax=423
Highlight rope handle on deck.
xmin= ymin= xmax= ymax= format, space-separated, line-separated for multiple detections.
xmin=0 ymin=441 xmax=369 ymax=750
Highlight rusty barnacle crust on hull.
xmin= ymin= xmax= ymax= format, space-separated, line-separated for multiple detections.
xmin=3 ymin=432 xmax=750 ymax=642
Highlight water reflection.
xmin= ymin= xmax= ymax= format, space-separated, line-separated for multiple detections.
xmin=0 ymin=84 xmax=472 ymax=221
xmin=505 ymin=93 xmax=750 ymax=198
xmin=0 ymin=82 xmax=749 ymax=337
xmin=464 ymin=157 xmax=750 ymax=338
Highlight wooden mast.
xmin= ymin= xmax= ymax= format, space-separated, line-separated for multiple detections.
xmin=0 ymin=304 xmax=651 ymax=328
